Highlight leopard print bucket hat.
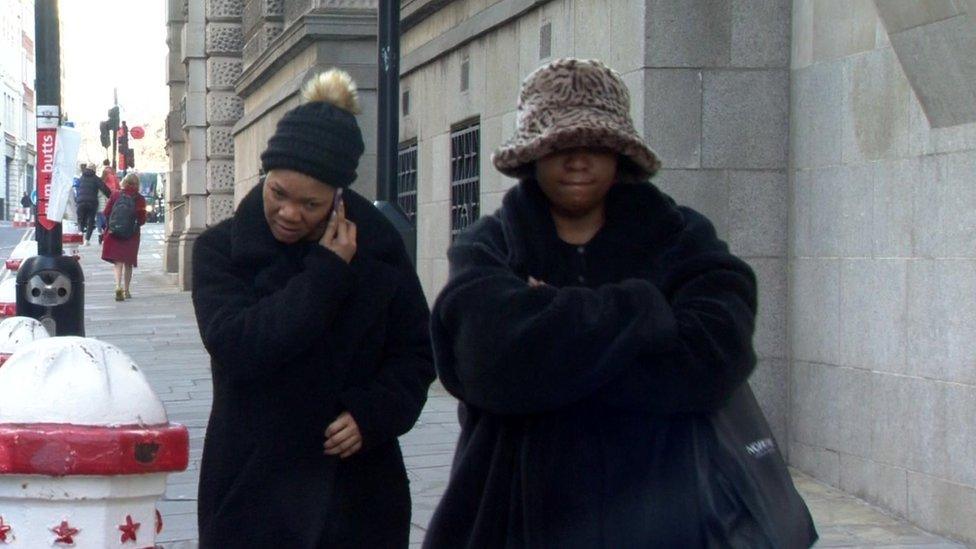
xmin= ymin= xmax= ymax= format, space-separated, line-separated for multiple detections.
xmin=493 ymin=58 xmax=661 ymax=180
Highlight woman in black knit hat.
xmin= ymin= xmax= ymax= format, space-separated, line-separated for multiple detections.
xmin=191 ymin=69 xmax=434 ymax=548
xmin=424 ymin=58 xmax=816 ymax=548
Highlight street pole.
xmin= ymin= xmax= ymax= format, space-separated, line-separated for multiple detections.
xmin=20 ymin=0 xmax=86 ymax=336
xmin=372 ymin=2 xmax=415 ymax=264
xmin=34 ymin=0 xmax=62 ymax=256
xmin=112 ymin=88 xmax=118 ymax=170
xmin=376 ymin=1 xmax=399 ymax=202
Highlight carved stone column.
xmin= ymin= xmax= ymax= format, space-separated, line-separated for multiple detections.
xmin=163 ymin=0 xmax=186 ymax=275
xmin=178 ymin=0 xmax=208 ymax=290
xmin=204 ymin=0 xmax=245 ymax=226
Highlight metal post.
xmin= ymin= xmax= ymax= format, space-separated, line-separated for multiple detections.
xmin=34 ymin=0 xmax=62 ymax=257
xmin=376 ymin=1 xmax=400 ymax=202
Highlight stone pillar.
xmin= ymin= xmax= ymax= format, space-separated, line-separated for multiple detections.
xmin=205 ymin=0 xmax=245 ymax=226
xmin=164 ymin=0 xmax=186 ymax=275
xmin=179 ymin=0 xmax=208 ymax=290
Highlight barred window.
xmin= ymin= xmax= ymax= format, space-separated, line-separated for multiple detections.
xmin=396 ymin=141 xmax=418 ymax=224
xmin=450 ymin=120 xmax=480 ymax=241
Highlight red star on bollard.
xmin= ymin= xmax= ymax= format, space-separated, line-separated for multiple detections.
xmin=119 ymin=514 xmax=140 ymax=543
xmin=0 ymin=516 xmax=12 ymax=542
xmin=51 ymin=520 xmax=79 ymax=544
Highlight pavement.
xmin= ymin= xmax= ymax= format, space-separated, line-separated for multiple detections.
xmin=50 ymin=223 xmax=963 ymax=548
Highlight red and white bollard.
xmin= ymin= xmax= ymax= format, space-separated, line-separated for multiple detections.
xmin=0 ymin=280 xmax=17 ymax=320
xmin=0 ymin=337 xmax=189 ymax=548
xmin=4 ymin=240 xmax=36 ymax=273
xmin=61 ymin=220 xmax=84 ymax=259
xmin=0 ymin=317 xmax=49 ymax=366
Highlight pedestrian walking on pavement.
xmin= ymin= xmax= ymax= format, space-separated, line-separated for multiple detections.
xmin=191 ymin=68 xmax=435 ymax=548
xmin=102 ymin=172 xmax=147 ymax=301
xmin=424 ymin=58 xmax=816 ymax=548
xmin=76 ymin=163 xmax=111 ymax=245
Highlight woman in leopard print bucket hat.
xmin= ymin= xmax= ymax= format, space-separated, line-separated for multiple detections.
xmin=424 ymin=58 xmax=816 ymax=548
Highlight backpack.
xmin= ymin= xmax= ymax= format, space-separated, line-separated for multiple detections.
xmin=108 ymin=194 xmax=138 ymax=239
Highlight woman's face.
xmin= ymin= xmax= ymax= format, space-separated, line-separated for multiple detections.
xmin=535 ymin=148 xmax=618 ymax=218
xmin=262 ymin=169 xmax=337 ymax=244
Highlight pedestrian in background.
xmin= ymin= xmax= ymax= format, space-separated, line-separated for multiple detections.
xmin=100 ymin=159 xmax=119 ymax=192
xmin=102 ymin=172 xmax=146 ymax=301
xmin=424 ymin=58 xmax=816 ymax=548
xmin=191 ymin=68 xmax=435 ymax=548
xmin=76 ymin=163 xmax=111 ymax=245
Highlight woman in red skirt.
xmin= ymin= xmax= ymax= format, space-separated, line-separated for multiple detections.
xmin=102 ymin=172 xmax=147 ymax=301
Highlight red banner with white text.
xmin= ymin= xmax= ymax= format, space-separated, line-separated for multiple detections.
xmin=35 ymin=127 xmax=57 ymax=230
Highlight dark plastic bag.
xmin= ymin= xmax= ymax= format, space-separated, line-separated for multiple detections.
xmin=694 ymin=384 xmax=819 ymax=548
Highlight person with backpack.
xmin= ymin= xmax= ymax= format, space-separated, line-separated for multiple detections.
xmin=102 ymin=172 xmax=147 ymax=301
xmin=76 ymin=163 xmax=112 ymax=245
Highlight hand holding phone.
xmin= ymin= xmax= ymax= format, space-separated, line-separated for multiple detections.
xmin=319 ymin=187 xmax=357 ymax=263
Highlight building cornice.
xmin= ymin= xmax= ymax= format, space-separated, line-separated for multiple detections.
xmin=400 ymin=0 xmax=549 ymax=77
xmin=235 ymin=9 xmax=378 ymax=99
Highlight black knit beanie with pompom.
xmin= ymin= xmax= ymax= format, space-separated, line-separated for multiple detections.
xmin=260 ymin=69 xmax=365 ymax=188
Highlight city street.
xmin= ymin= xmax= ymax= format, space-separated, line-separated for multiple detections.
xmin=5 ymin=223 xmax=947 ymax=549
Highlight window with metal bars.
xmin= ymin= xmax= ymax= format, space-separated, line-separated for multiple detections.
xmin=450 ymin=120 xmax=480 ymax=241
xmin=396 ymin=141 xmax=418 ymax=225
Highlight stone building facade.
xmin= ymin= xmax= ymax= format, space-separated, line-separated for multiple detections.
xmin=0 ymin=0 xmax=36 ymax=220
xmin=165 ymin=0 xmax=976 ymax=543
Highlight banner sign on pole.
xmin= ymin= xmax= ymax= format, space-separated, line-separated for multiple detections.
xmin=48 ymin=125 xmax=82 ymax=222
xmin=35 ymin=127 xmax=57 ymax=230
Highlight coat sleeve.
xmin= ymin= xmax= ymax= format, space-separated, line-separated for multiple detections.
xmin=432 ymin=219 xmax=677 ymax=416
xmin=191 ymin=228 xmax=356 ymax=384
xmin=103 ymin=192 xmax=117 ymax=217
xmin=137 ymin=195 xmax=147 ymax=225
xmin=336 ymin=244 xmax=436 ymax=451
xmin=589 ymin=213 xmax=757 ymax=414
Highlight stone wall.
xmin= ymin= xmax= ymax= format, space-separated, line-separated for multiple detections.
xmin=232 ymin=0 xmax=378 ymax=204
xmin=790 ymin=0 xmax=976 ymax=543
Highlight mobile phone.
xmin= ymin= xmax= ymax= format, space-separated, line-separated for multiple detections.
xmin=332 ymin=188 xmax=344 ymax=215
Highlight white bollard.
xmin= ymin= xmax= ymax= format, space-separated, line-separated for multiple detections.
xmin=61 ymin=220 xmax=83 ymax=258
xmin=0 ymin=316 xmax=49 ymax=366
xmin=4 ymin=240 xmax=37 ymax=273
xmin=0 ymin=337 xmax=188 ymax=548
xmin=0 ymin=279 xmax=17 ymax=320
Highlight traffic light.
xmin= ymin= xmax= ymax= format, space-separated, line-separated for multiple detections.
xmin=107 ymin=106 xmax=119 ymax=130
xmin=99 ymin=121 xmax=111 ymax=148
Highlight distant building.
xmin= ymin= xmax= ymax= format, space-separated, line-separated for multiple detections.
xmin=0 ymin=0 xmax=37 ymax=220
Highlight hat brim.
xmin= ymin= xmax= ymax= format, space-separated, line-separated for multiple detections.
xmin=492 ymin=116 xmax=660 ymax=179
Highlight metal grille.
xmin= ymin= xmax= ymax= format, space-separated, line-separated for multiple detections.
xmin=396 ymin=142 xmax=418 ymax=224
xmin=450 ymin=121 xmax=480 ymax=241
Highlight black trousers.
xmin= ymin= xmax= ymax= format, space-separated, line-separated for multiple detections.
xmin=76 ymin=203 xmax=97 ymax=241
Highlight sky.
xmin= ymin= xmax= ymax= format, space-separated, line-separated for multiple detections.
xmin=59 ymin=0 xmax=168 ymax=127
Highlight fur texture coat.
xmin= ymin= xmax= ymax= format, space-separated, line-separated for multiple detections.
xmin=192 ymin=184 xmax=434 ymax=548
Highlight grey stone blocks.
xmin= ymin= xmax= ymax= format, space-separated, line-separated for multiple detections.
xmin=645 ymin=0 xmax=731 ymax=67
xmin=207 ymin=127 xmax=236 ymax=158
xmin=207 ymin=194 xmax=235 ymax=225
xmin=206 ymin=23 xmax=244 ymax=55
xmin=207 ymin=92 xmax=245 ymax=125
xmin=206 ymin=0 xmax=244 ymax=21
xmin=702 ymin=70 xmax=789 ymax=169
xmin=731 ymin=0 xmax=790 ymax=68
xmin=207 ymin=58 xmax=243 ymax=90
xmin=643 ymin=69 xmax=701 ymax=170
xmin=206 ymin=161 xmax=236 ymax=193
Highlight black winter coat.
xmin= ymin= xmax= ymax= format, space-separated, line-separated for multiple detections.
xmin=192 ymin=184 xmax=435 ymax=548
xmin=76 ymin=169 xmax=110 ymax=206
xmin=424 ymin=180 xmax=759 ymax=548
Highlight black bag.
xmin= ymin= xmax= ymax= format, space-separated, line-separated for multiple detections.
xmin=694 ymin=384 xmax=819 ymax=548
xmin=108 ymin=193 xmax=138 ymax=238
